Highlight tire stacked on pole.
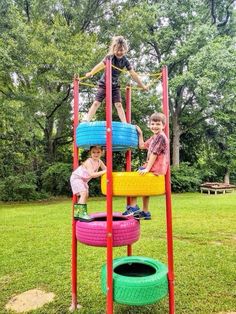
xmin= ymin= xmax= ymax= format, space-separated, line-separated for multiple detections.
xmin=71 ymin=65 xmax=175 ymax=313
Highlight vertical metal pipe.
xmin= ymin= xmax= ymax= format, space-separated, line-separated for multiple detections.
xmin=162 ymin=66 xmax=175 ymax=314
xmin=71 ymin=78 xmax=79 ymax=310
xmin=105 ymin=57 xmax=113 ymax=314
xmin=125 ymin=85 xmax=132 ymax=256
xmin=125 ymin=85 xmax=132 ymax=181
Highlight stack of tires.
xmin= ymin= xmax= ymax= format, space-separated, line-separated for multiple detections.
xmin=76 ymin=121 xmax=168 ymax=306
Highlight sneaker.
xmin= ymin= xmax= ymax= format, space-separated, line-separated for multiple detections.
xmin=133 ymin=211 xmax=151 ymax=220
xmin=122 ymin=205 xmax=141 ymax=216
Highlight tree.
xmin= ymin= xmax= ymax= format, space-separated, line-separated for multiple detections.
xmin=0 ymin=1 xmax=105 ymax=163
xmin=97 ymin=0 xmax=236 ymax=167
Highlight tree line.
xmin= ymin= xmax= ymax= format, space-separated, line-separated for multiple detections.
xmin=0 ymin=0 xmax=235 ymax=201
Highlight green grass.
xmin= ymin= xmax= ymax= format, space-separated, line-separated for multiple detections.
xmin=0 ymin=193 xmax=235 ymax=314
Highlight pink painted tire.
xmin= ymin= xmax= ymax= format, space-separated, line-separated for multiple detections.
xmin=76 ymin=212 xmax=140 ymax=247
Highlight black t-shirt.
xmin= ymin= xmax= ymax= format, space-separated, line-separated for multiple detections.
xmin=98 ymin=55 xmax=132 ymax=87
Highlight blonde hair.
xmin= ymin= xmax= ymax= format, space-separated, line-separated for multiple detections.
xmin=149 ymin=112 xmax=166 ymax=125
xmin=108 ymin=36 xmax=129 ymax=55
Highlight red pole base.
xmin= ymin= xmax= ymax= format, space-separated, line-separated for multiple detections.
xmin=127 ymin=244 xmax=132 ymax=256
xmin=168 ymin=279 xmax=175 ymax=314
xmin=69 ymin=299 xmax=82 ymax=312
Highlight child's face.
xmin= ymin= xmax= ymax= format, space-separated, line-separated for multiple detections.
xmin=114 ymin=46 xmax=126 ymax=58
xmin=90 ymin=147 xmax=103 ymax=160
xmin=149 ymin=120 xmax=165 ymax=134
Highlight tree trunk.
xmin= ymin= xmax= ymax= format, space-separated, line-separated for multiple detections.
xmin=44 ymin=116 xmax=54 ymax=162
xmin=172 ymin=112 xmax=182 ymax=167
xmin=224 ymin=169 xmax=230 ymax=184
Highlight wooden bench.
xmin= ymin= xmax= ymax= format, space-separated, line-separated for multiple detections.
xmin=200 ymin=182 xmax=236 ymax=195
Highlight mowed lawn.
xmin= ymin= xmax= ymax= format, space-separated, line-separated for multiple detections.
xmin=0 ymin=192 xmax=235 ymax=314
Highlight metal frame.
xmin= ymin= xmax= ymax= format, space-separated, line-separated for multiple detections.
xmin=71 ymin=64 xmax=175 ymax=314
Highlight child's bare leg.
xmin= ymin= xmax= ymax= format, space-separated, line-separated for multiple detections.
xmin=86 ymin=100 xmax=101 ymax=121
xmin=78 ymin=191 xmax=88 ymax=204
xmin=130 ymin=197 xmax=137 ymax=207
xmin=114 ymin=102 xmax=127 ymax=123
xmin=142 ymin=196 xmax=150 ymax=212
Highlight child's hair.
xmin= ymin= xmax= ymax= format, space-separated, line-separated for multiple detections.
xmin=149 ymin=112 xmax=166 ymax=125
xmin=108 ymin=36 xmax=129 ymax=55
xmin=89 ymin=145 xmax=103 ymax=152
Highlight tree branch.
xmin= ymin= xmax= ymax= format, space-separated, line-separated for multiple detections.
xmin=210 ymin=0 xmax=234 ymax=27
xmin=182 ymin=93 xmax=195 ymax=112
xmin=24 ymin=0 xmax=31 ymax=23
xmin=210 ymin=0 xmax=216 ymax=24
xmin=33 ymin=117 xmax=45 ymax=132
xmin=46 ymin=85 xmax=71 ymax=119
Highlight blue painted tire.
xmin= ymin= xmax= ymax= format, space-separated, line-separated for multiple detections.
xmin=76 ymin=121 xmax=138 ymax=151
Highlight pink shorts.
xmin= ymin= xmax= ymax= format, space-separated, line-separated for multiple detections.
xmin=70 ymin=175 xmax=89 ymax=195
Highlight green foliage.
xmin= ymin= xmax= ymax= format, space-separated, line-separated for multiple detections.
xmin=0 ymin=0 xmax=235 ymax=200
xmin=171 ymin=163 xmax=202 ymax=192
xmin=41 ymin=162 xmax=71 ymax=195
xmin=89 ymin=178 xmax=102 ymax=197
xmin=0 ymin=172 xmax=44 ymax=201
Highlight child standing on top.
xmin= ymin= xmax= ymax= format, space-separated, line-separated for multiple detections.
xmin=70 ymin=146 xmax=106 ymax=222
xmin=122 ymin=112 xmax=169 ymax=220
xmin=85 ymin=35 xmax=148 ymax=123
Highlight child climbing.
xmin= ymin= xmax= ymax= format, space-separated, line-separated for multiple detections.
xmin=85 ymin=35 xmax=148 ymax=123
xmin=70 ymin=146 xmax=106 ymax=222
xmin=122 ymin=112 xmax=169 ymax=220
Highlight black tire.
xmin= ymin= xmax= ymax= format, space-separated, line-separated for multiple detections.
xmin=101 ymin=256 xmax=168 ymax=305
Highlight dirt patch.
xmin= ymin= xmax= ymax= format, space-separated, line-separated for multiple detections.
xmin=217 ymin=312 xmax=236 ymax=314
xmin=5 ymin=289 xmax=55 ymax=313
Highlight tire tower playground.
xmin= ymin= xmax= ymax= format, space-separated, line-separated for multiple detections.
xmin=70 ymin=60 xmax=175 ymax=313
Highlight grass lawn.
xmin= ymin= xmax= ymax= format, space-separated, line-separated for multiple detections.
xmin=0 ymin=192 xmax=235 ymax=314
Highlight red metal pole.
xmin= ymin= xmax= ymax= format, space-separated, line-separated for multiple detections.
xmin=71 ymin=78 xmax=79 ymax=310
xmin=125 ymin=85 xmax=132 ymax=186
xmin=162 ymin=66 xmax=175 ymax=314
xmin=105 ymin=57 xmax=113 ymax=314
xmin=125 ymin=85 xmax=132 ymax=256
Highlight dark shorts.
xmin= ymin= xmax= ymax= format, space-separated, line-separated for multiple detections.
xmin=95 ymin=85 xmax=122 ymax=103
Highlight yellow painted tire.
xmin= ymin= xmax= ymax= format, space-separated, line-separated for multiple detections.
xmin=101 ymin=172 xmax=165 ymax=196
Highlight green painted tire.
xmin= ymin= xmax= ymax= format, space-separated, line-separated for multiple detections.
xmin=101 ymin=256 xmax=168 ymax=306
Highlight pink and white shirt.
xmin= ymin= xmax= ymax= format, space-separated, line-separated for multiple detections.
xmin=72 ymin=158 xmax=101 ymax=182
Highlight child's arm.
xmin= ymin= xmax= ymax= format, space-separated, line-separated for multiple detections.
xmin=129 ymin=69 xmax=148 ymax=91
xmin=90 ymin=169 xmax=106 ymax=178
xmin=136 ymin=125 xmax=145 ymax=149
xmin=138 ymin=153 xmax=157 ymax=175
xmin=84 ymin=160 xmax=106 ymax=178
xmin=99 ymin=160 xmax=107 ymax=171
xmin=86 ymin=61 xmax=105 ymax=78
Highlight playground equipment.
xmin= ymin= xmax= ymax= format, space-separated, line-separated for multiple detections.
xmin=101 ymin=256 xmax=168 ymax=306
xmin=76 ymin=212 xmax=140 ymax=247
xmin=76 ymin=121 xmax=138 ymax=151
xmin=101 ymin=172 xmax=165 ymax=196
xmin=71 ymin=61 xmax=174 ymax=313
